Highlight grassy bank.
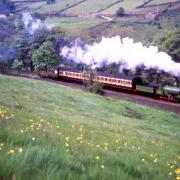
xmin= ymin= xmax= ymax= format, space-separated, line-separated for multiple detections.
xmin=0 ymin=75 xmax=179 ymax=179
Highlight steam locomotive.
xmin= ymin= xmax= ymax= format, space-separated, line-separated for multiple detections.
xmin=38 ymin=66 xmax=180 ymax=103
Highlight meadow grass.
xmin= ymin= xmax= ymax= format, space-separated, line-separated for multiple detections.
xmin=147 ymin=0 xmax=178 ymax=5
xmin=45 ymin=17 xmax=104 ymax=35
xmin=0 ymin=75 xmax=180 ymax=180
xmin=13 ymin=0 xmax=174 ymax=14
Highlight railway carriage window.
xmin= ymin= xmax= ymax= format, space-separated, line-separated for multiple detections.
xmin=118 ymin=80 xmax=120 ymax=83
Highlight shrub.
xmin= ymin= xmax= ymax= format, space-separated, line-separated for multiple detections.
xmin=116 ymin=7 xmax=125 ymax=17
xmin=11 ymin=59 xmax=24 ymax=72
xmin=0 ymin=60 xmax=8 ymax=72
xmin=85 ymin=81 xmax=104 ymax=95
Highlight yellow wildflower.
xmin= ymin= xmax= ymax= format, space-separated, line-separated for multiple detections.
xmin=65 ymin=143 xmax=69 ymax=147
xmin=20 ymin=129 xmax=24 ymax=133
xmin=153 ymin=158 xmax=158 ymax=163
xmin=7 ymin=149 xmax=15 ymax=155
xmin=104 ymin=146 xmax=108 ymax=150
xmin=18 ymin=148 xmax=23 ymax=153
xmin=175 ymin=168 xmax=180 ymax=174
xmin=96 ymin=144 xmax=100 ymax=148
xmin=101 ymin=165 xmax=105 ymax=169
xmin=96 ymin=156 xmax=100 ymax=160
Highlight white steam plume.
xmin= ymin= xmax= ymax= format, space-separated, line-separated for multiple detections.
xmin=60 ymin=36 xmax=180 ymax=77
xmin=22 ymin=12 xmax=52 ymax=34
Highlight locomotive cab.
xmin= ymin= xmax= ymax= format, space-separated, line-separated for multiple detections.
xmin=132 ymin=77 xmax=143 ymax=89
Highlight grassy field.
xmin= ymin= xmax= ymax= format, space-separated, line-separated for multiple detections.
xmin=45 ymin=17 xmax=104 ymax=36
xmin=148 ymin=0 xmax=178 ymax=5
xmin=0 ymin=75 xmax=180 ymax=179
xmin=12 ymin=0 xmax=176 ymax=14
xmin=11 ymin=0 xmax=180 ymax=42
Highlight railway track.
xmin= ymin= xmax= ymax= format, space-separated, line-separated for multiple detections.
xmin=0 ymin=71 xmax=180 ymax=115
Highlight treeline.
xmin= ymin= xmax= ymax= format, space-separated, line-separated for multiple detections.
xmin=0 ymin=12 xmax=179 ymax=77
xmin=0 ymin=14 xmax=65 ymax=72
xmin=0 ymin=0 xmax=15 ymax=14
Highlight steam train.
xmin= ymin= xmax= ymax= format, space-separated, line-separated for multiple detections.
xmin=38 ymin=66 xmax=180 ymax=103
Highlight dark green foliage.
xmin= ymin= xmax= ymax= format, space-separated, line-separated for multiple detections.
xmin=12 ymin=30 xmax=31 ymax=69
xmin=32 ymin=41 xmax=59 ymax=71
xmin=85 ymin=81 xmax=104 ymax=95
xmin=11 ymin=59 xmax=24 ymax=72
xmin=154 ymin=29 xmax=180 ymax=62
xmin=83 ymin=70 xmax=103 ymax=94
xmin=0 ymin=0 xmax=15 ymax=14
xmin=0 ymin=60 xmax=8 ymax=72
xmin=47 ymin=0 xmax=56 ymax=5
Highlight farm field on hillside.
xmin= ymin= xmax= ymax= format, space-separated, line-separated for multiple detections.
xmin=101 ymin=0 xmax=146 ymax=13
xmin=46 ymin=17 xmax=104 ymax=35
xmin=147 ymin=0 xmax=178 ymax=5
xmin=12 ymin=0 xmax=175 ymax=14
xmin=0 ymin=75 xmax=179 ymax=179
xmin=13 ymin=0 xmax=77 ymax=14
xmin=65 ymin=0 xmax=119 ymax=14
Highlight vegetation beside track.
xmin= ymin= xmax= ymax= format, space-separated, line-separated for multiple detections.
xmin=0 ymin=75 xmax=179 ymax=179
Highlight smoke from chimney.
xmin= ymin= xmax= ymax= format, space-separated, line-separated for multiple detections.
xmin=60 ymin=36 xmax=180 ymax=77
xmin=22 ymin=13 xmax=52 ymax=34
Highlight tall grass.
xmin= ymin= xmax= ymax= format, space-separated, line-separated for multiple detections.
xmin=0 ymin=75 xmax=179 ymax=179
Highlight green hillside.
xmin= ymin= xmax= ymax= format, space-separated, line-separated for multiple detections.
xmin=11 ymin=0 xmax=179 ymax=14
xmin=0 ymin=75 xmax=180 ymax=179
xmin=9 ymin=0 xmax=180 ymax=41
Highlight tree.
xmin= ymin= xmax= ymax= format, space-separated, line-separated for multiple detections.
xmin=154 ymin=29 xmax=180 ymax=63
xmin=32 ymin=41 xmax=59 ymax=71
xmin=0 ymin=0 xmax=15 ymax=14
xmin=0 ymin=60 xmax=8 ymax=72
xmin=46 ymin=0 xmax=56 ymax=5
xmin=11 ymin=59 xmax=23 ymax=71
xmin=116 ymin=7 xmax=125 ymax=17
xmin=83 ymin=69 xmax=103 ymax=94
xmin=12 ymin=30 xmax=31 ymax=69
